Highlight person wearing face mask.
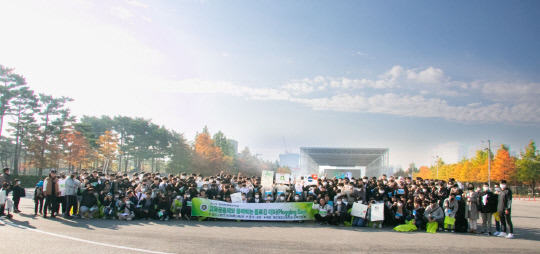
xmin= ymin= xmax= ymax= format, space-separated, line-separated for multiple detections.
xmin=496 ymin=180 xmax=514 ymax=239
xmin=373 ymin=183 xmax=387 ymax=202
xmin=275 ymin=193 xmax=287 ymax=203
xmin=478 ymin=183 xmax=497 ymax=235
xmin=492 ymin=184 xmax=502 ymax=235
xmin=332 ymin=196 xmax=348 ymax=226
xmin=172 ymin=195 xmax=183 ymax=220
xmin=11 ymin=179 xmax=25 ymax=213
xmin=391 ymin=199 xmax=408 ymax=226
xmin=64 ymin=172 xmax=80 ymax=219
xmin=443 ymin=193 xmax=459 ymax=232
xmin=181 ymin=192 xmax=193 ymax=220
xmin=464 ymin=183 xmax=480 ymax=234
xmin=249 ymin=192 xmax=263 ymax=203
xmin=424 ymin=199 xmax=445 ymax=231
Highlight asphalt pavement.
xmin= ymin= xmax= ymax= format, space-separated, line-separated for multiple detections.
xmin=1 ymin=191 xmax=539 ymax=254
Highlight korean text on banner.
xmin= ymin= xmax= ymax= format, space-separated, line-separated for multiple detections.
xmin=191 ymin=198 xmax=315 ymax=221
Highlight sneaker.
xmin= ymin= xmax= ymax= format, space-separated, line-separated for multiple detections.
xmin=439 ymin=227 xmax=443 ymax=231
xmin=493 ymin=231 xmax=500 ymax=236
xmin=498 ymin=232 xmax=507 ymax=237
xmin=127 ymin=218 xmax=132 ymax=221
xmin=506 ymin=233 xmax=514 ymax=239
xmin=451 ymin=230 xmax=455 ymax=233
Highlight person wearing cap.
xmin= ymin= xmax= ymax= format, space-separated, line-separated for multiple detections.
xmin=34 ymin=181 xmax=45 ymax=215
xmin=64 ymin=172 xmax=81 ymax=218
xmin=101 ymin=193 xmax=116 ymax=219
xmin=43 ymin=170 xmax=60 ymax=218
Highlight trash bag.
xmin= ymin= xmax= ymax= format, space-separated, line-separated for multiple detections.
xmin=493 ymin=212 xmax=500 ymax=221
xmin=444 ymin=216 xmax=456 ymax=226
xmin=426 ymin=221 xmax=438 ymax=234
xmin=393 ymin=220 xmax=417 ymax=232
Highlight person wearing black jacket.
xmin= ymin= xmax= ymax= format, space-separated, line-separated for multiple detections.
xmin=496 ymin=180 xmax=514 ymax=239
xmin=478 ymin=183 xmax=497 ymax=235
xmin=79 ymin=188 xmax=98 ymax=219
xmin=12 ymin=179 xmax=25 ymax=213
xmin=332 ymin=196 xmax=348 ymax=226
xmin=137 ymin=191 xmax=156 ymax=220
xmin=101 ymin=193 xmax=116 ymax=219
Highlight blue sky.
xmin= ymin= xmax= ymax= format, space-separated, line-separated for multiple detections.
xmin=1 ymin=0 xmax=539 ymax=167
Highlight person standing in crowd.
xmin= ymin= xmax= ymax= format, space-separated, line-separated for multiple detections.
xmin=313 ymin=197 xmax=333 ymax=225
xmin=11 ymin=178 xmax=25 ymax=213
xmin=34 ymin=181 xmax=45 ymax=215
xmin=64 ymin=172 xmax=80 ymax=219
xmin=496 ymin=180 xmax=514 ymax=239
xmin=43 ymin=170 xmax=60 ymax=218
xmin=0 ymin=168 xmax=11 ymax=193
xmin=0 ymin=183 xmax=10 ymax=217
xmin=57 ymin=172 xmax=67 ymax=215
xmin=477 ymin=183 xmax=497 ymax=235
xmin=464 ymin=183 xmax=479 ymax=234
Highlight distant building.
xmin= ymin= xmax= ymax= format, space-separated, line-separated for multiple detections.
xmin=432 ymin=142 xmax=469 ymax=164
xmin=279 ymin=152 xmax=300 ymax=168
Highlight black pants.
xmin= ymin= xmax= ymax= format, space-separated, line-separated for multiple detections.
xmin=44 ymin=195 xmax=58 ymax=216
xmin=500 ymin=210 xmax=514 ymax=234
xmin=35 ymin=198 xmax=44 ymax=214
xmin=65 ymin=195 xmax=78 ymax=216
xmin=332 ymin=213 xmax=348 ymax=225
xmin=181 ymin=206 xmax=191 ymax=219
xmin=13 ymin=197 xmax=21 ymax=211
xmin=0 ymin=205 xmax=4 ymax=216
xmin=57 ymin=196 xmax=66 ymax=214
xmin=314 ymin=214 xmax=333 ymax=223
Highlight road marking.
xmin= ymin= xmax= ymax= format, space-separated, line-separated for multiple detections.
xmin=0 ymin=218 xmax=172 ymax=254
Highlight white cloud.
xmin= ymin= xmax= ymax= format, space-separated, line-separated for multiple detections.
xmin=124 ymin=0 xmax=148 ymax=8
xmin=112 ymin=6 xmax=135 ymax=20
xmin=164 ymin=66 xmax=540 ymax=125
xmin=355 ymin=51 xmax=368 ymax=56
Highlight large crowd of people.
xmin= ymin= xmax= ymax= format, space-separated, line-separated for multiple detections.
xmin=0 ymin=167 xmax=515 ymax=238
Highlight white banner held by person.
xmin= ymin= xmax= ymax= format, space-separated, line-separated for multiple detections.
xmin=275 ymin=173 xmax=290 ymax=184
xmin=261 ymin=170 xmax=274 ymax=186
xmin=351 ymin=203 xmax=368 ymax=218
xmin=230 ymin=192 xmax=243 ymax=203
xmin=371 ymin=203 xmax=384 ymax=221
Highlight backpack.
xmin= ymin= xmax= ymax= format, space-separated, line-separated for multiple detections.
xmin=35 ymin=187 xmax=44 ymax=199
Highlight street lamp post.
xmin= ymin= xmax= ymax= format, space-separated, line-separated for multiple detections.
xmin=434 ymin=155 xmax=439 ymax=179
xmin=483 ymin=140 xmax=492 ymax=188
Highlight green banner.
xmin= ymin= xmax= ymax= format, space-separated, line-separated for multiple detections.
xmin=191 ymin=198 xmax=315 ymax=221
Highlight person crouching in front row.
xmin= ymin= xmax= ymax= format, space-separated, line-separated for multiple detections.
xmin=313 ymin=197 xmax=333 ymax=225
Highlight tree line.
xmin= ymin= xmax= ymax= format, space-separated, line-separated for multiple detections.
xmin=410 ymin=142 xmax=540 ymax=192
xmin=0 ymin=64 xmax=278 ymax=176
